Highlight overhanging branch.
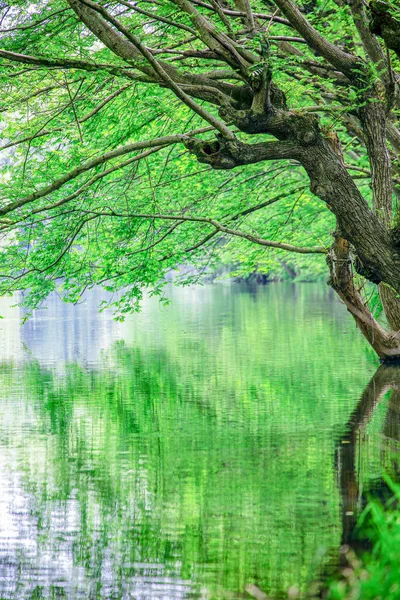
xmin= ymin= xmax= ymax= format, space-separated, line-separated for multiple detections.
xmin=0 ymin=127 xmax=213 ymax=217
xmin=75 ymin=208 xmax=329 ymax=254
xmin=78 ymin=0 xmax=236 ymax=137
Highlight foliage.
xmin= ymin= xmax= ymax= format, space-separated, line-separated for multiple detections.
xmin=328 ymin=475 xmax=400 ymax=600
xmin=0 ymin=0 xmax=397 ymax=324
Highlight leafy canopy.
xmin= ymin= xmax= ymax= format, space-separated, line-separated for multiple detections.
xmin=0 ymin=0 xmax=397 ymax=317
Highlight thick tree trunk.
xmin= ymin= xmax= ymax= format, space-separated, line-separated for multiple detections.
xmin=358 ymin=101 xmax=400 ymax=337
xmin=379 ymin=285 xmax=400 ymax=331
xmin=324 ymin=96 xmax=400 ymax=359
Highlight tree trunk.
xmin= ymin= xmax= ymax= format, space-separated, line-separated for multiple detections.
xmin=328 ymin=232 xmax=400 ymax=361
xmin=379 ymin=285 xmax=400 ymax=331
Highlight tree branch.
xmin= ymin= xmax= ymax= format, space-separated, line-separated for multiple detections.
xmin=348 ymin=0 xmax=386 ymax=68
xmin=78 ymin=208 xmax=328 ymax=254
xmin=0 ymin=127 xmax=213 ymax=217
xmin=187 ymin=0 xmax=292 ymax=27
xmin=74 ymin=0 xmax=237 ymax=136
xmin=168 ymin=0 xmax=256 ymax=74
xmin=272 ymin=0 xmax=359 ymax=76
xmin=0 ymin=49 xmax=140 ymax=79
xmin=117 ymin=0 xmax=196 ymax=34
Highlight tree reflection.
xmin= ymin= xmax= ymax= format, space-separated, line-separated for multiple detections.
xmin=337 ymin=364 xmax=400 ymax=551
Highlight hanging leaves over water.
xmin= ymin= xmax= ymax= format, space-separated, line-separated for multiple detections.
xmin=0 ymin=0 xmax=397 ymax=356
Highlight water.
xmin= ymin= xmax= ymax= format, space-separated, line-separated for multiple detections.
xmin=0 ymin=283 xmax=395 ymax=599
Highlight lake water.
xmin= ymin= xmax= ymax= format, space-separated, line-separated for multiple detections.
xmin=0 ymin=283 xmax=396 ymax=599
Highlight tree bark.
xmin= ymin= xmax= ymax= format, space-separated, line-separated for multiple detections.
xmin=370 ymin=1 xmax=400 ymax=59
xmin=328 ymin=233 xmax=400 ymax=360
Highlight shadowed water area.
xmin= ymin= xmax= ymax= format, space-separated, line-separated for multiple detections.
xmin=0 ymin=283 xmax=397 ymax=599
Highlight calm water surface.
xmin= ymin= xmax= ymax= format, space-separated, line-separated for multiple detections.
xmin=0 ymin=283 xmax=396 ymax=599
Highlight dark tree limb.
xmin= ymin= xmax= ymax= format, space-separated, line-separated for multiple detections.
xmin=370 ymin=1 xmax=400 ymax=59
xmin=328 ymin=232 xmax=400 ymax=359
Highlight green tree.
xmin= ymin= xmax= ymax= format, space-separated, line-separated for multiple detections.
xmin=0 ymin=0 xmax=399 ymax=357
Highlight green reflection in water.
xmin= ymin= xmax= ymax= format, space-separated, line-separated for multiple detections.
xmin=0 ymin=284 xmax=388 ymax=599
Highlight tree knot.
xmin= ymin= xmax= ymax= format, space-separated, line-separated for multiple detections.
xmin=184 ymin=136 xmax=243 ymax=169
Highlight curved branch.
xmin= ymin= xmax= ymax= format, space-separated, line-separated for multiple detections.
xmin=77 ymin=0 xmax=236 ymax=137
xmin=0 ymin=146 xmax=166 ymax=231
xmin=272 ymin=0 xmax=359 ymax=76
xmin=79 ymin=208 xmax=328 ymax=254
xmin=0 ymin=85 xmax=133 ymax=151
xmin=0 ymin=49 xmax=140 ymax=79
xmin=79 ymin=83 xmax=132 ymax=122
xmin=0 ymin=127 xmax=213 ymax=217
xmin=348 ymin=0 xmax=386 ymax=68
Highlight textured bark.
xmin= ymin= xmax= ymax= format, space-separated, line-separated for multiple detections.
xmin=273 ymin=0 xmax=359 ymax=77
xmin=379 ymin=285 xmax=400 ymax=331
xmin=357 ymin=101 xmax=400 ymax=331
xmin=360 ymin=102 xmax=393 ymax=224
xmin=328 ymin=234 xmax=400 ymax=360
xmin=66 ymin=0 xmax=252 ymax=107
xmin=300 ymin=141 xmax=398 ymax=289
xmin=348 ymin=0 xmax=386 ymax=67
xmin=370 ymin=1 xmax=400 ymax=59
xmin=188 ymin=109 xmax=400 ymax=293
